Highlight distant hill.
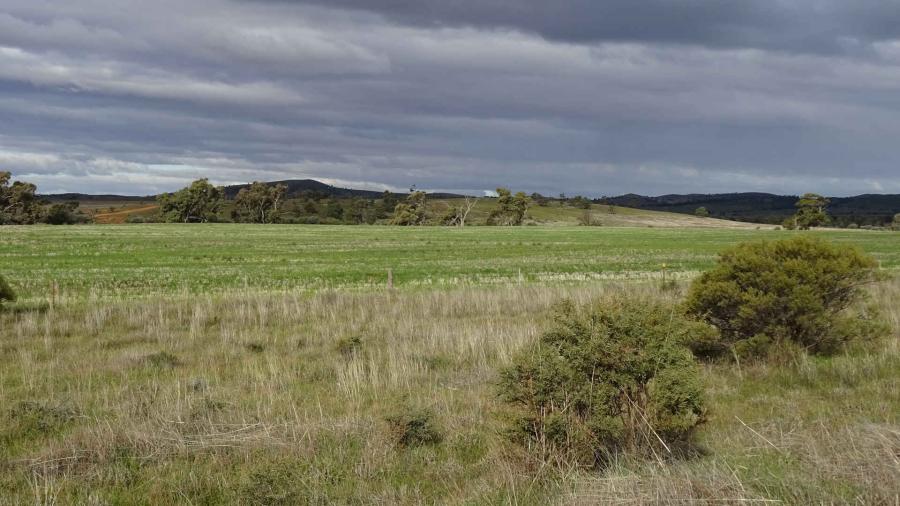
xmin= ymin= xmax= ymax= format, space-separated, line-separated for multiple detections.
xmin=603 ymin=192 xmax=900 ymax=226
xmin=41 ymin=193 xmax=152 ymax=202
xmin=222 ymin=179 xmax=375 ymax=199
xmin=222 ymin=179 xmax=465 ymax=199
xmin=41 ymin=179 xmax=464 ymax=202
xmin=38 ymin=181 xmax=900 ymax=226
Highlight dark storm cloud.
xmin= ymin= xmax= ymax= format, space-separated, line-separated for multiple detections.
xmin=0 ymin=0 xmax=899 ymax=196
xmin=256 ymin=0 xmax=900 ymax=53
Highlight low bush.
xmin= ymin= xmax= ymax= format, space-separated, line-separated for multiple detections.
xmin=335 ymin=335 xmax=363 ymax=358
xmin=7 ymin=400 xmax=78 ymax=439
xmin=241 ymin=462 xmax=304 ymax=505
xmin=245 ymin=342 xmax=266 ymax=353
xmin=385 ymin=405 xmax=443 ymax=448
xmin=684 ymin=237 xmax=880 ymax=359
xmin=498 ymin=298 xmax=711 ymax=468
xmin=125 ymin=213 xmax=163 ymax=223
xmin=0 ymin=274 xmax=15 ymax=308
xmin=143 ymin=351 xmax=180 ymax=368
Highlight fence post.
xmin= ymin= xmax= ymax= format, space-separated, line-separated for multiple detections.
xmin=49 ymin=280 xmax=59 ymax=310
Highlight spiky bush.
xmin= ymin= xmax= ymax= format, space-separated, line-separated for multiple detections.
xmin=498 ymin=298 xmax=711 ymax=467
xmin=385 ymin=405 xmax=443 ymax=447
xmin=0 ymin=274 xmax=15 ymax=308
xmin=684 ymin=237 xmax=880 ymax=358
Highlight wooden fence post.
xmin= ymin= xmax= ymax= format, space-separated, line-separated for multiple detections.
xmin=49 ymin=280 xmax=59 ymax=310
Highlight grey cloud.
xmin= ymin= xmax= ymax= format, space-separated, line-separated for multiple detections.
xmin=254 ymin=0 xmax=900 ymax=53
xmin=0 ymin=0 xmax=898 ymax=197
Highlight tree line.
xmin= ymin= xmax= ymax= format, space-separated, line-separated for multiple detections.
xmin=0 ymin=172 xmax=88 ymax=225
xmin=153 ymin=182 xmax=900 ymax=229
xmin=4 ymin=172 xmax=900 ymax=229
xmin=152 ymin=179 xmax=540 ymax=227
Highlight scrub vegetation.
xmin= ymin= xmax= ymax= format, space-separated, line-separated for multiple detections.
xmin=0 ymin=225 xmax=898 ymax=504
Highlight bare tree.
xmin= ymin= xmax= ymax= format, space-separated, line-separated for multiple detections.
xmin=457 ymin=196 xmax=477 ymax=227
xmin=440 ymin=196 xmax=478 ymax=227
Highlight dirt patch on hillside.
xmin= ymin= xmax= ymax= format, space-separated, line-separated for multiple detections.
xmin=93 ymin=205 xmax=159 ymax=224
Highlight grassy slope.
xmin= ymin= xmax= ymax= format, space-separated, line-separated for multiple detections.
xmin=2 ymin=225 xmax=899 ymax=302
xmin=1 ymin=281 xmax=897 ymax=504
xmin=0 ymin=225 xmax=898 ymax=504
xmin=85 ymin=198 xmax=770 ymax=227
xmin=433 ymin=199 xmax=771 ymax=228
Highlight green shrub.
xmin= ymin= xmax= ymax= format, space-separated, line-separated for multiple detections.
xmin=125 ymin=213 xmax=163 ymax=223
xmin=245 ymin=342 xmax=266 ymax=353
xmin=0 ymin=274 xmax=15 ymax=308
xmin=684 ymin=237 xmax=880 ymax=359
xmin=335 ymin=335 xmax=363 ymax=358
xmin=498 ymin=298 xmax=710 ymax=467
xmin=143 ymin=351 xmax=180 ymax=368
xmin=241 ymin=462 xmax=304 ymax=505
xmin=7 ymin=400 xmax=78 ymax=439
xmin=385 ymin=405 xmax=443 ymax=447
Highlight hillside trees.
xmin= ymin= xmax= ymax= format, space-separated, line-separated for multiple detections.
xmin=530 ymin=192 xmax=550 ymax=206
xmin=377 ymin=191 xmax=399 ymax=219
xmin=343 ymin=197 xmax=378 ymax=224
xmin=694 ymin=207 xmax=709 ymax=217
xmin=893 ymin=213 xmax=900 ymax=231
xmin=488 ymin=188 xmax=530 ymax=225
xmin=791 ymin=193 xmax=830 ymax=230
xmin=232 ymin=182 xmax=287 ymax=223
xmin=568 ymin=195 xmax=592 ymax=209
xmin=44 ymin=201 xmax=89 ymax=225
xmin=440 ymin=196 xmax=477 ymax=227
xmin=157 ymin=179 xmax=224 ymax=223
xmin=322 ymin=198 xmax=345 ymax=221
xmin=391 ymin=191 xmax=428 ymax=225
xmin=277 ymin=195 xmax=378 ymax=224
xmin=0 ymin=171 xmax=43 ymax=224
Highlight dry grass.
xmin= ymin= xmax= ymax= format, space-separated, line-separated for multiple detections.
xmin=1 ymin=278 xmax=898 ymax=504
xmin=92 ymin=205 xmax=159 ymax=224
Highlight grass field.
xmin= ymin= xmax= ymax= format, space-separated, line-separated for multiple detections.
xmin=2 ymin=225 xmax=899 ymax=302
xmin=1 ymin=224 xmax=898 ymax=504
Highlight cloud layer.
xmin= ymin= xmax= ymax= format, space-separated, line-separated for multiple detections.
xmin=1 ymin=0 xmax=899 ymax=196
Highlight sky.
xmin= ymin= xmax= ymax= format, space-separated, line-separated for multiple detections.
xmin=1 ymin=0 xmax=900 ymax=197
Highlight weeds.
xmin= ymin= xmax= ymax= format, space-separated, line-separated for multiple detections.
xmin=335 ymin=335 xmax=363 ymax=358
xmin=8 ymin=401 xmax=79 ymax=437
xmin=142 ymin=351 xmax=179 ymax=368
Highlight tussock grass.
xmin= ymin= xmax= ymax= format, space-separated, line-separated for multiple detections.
xmin=0 ymin=272 xmax=897 ymax=503
xmin=2 ymin=283 xmax=655 ymax=504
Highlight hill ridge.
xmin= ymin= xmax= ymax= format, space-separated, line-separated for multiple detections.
xmin=39 ymin=180 xmax=900 ymax=225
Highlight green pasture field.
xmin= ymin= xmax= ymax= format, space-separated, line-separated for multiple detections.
xmin=2 ymin=224 xmax=898 ymax=301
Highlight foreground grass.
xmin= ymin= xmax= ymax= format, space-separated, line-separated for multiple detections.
xmin=3 ymin=224 xmax=899 ymax=301
xmin=1 ymin=278 xmax=898 ymax=504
